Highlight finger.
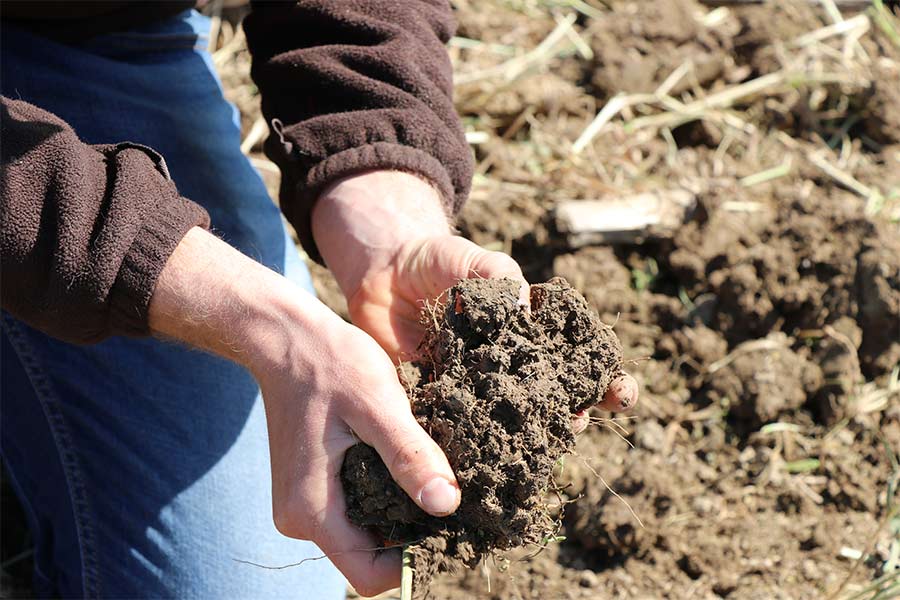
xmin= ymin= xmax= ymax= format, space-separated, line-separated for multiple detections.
xmin=304 ymin=475 xmax=402 ymax=596
xmin=596 ymin=373 xmax=639 ymax=412
xmin=318 ymin=508 xmax=401 ymax=596
xmin=415 ymin=237 xmax=530 ymax=306
xmin=343 ymin=379 xmax=460 ymax=517
xmin=272 ymin=437 xmax=401 ymax=594
xmin=571 ymin=409 xmax=590 ymax=434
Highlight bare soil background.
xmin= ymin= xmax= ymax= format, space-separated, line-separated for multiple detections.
xmin=3 ymin=1 xmax=899 ymax=599
xmin=424 ymin=3 xmax=900 ymax=598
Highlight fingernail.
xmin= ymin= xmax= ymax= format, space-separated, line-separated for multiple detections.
xmin=419 ymin=477 xmax=460 ymax=516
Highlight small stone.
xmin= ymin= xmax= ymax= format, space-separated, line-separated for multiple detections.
xmin=691 ymin=495 xmax=716 ymax=516
xmin=801 ymin=559 xmax=820 ymax=581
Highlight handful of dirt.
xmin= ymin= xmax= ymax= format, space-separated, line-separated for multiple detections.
xmin=340 ymin=277 xmax=627 ymax=592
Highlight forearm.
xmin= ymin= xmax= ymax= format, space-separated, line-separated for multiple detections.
xmin=147 ymin=227 xmax=337 ymax=373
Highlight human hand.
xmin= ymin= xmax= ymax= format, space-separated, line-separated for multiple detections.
xmin=312 ymin=170 xmax=523 ymax=359
xmin=312 ymin=170 xmax=639 ymax=416
xmin=149 ymin=228 xmax=460 ymax=595
xmin=253 ymin=307 xmax=461 ymax=595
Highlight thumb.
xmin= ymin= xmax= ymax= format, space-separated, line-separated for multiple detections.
xmin=344 ymin=379 xmax=461 ymax=517
xmin=453 ymin=240 xmax=531 ymax=307
xmin=408 ymin=236 xmax=531 ymax=306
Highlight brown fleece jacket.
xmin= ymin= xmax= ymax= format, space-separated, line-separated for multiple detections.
xmin=0 ymin=1 xmax=473 ymax=344
xmin=1 ymin=98 xmax=211 ymax=344
xmin=244 ymin=0 xmax=473 ymax=262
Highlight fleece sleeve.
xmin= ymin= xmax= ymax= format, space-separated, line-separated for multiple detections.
xmin=243 ymin=0 xmax=474 ymax=262
xmin=1 ymin=97 xmax=210 ymax=344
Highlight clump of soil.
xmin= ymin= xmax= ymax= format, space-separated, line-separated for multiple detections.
xmin=706 ymin=332 xmax=824 ymax=425
xmin=340 ymin=277 xmax=625 ymax=593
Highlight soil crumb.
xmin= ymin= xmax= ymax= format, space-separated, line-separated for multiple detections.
xmin=340 ymin=277 xmax=625 ymax=596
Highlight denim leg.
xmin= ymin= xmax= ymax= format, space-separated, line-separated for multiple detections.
xmin=0 ymin=11 xmax=344 ymax=599
xmin=1 ymin=331 xmax=89 ymax=598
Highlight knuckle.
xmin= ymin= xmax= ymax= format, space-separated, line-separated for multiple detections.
xmin=273 ymin=507 xmax=305 ymax=539
xmin=480 ymin=250 xmax=522 ymax=278
xmin=491 ymin=250 xmax=520 ymax=269
xmin=273 ymin=492 xmax=318 ymax=541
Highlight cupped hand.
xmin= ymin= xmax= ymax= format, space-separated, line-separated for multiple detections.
xmin=351 ymin=234 xmax=639 ymax=426
xmin=346 ymin=234 xmax=528 ymax=359
xmin=149 ymin=228 xmax=460 ymax=596
xmin=252 ymin=307 xmax=461 ymax=596
xmin=313 ymin=170 xmax=639 ymax=414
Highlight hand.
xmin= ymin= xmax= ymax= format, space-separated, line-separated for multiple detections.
xmin=312 ymin=170 xmax=638 ymax=410
xmin=255 ymin=311 xmax=460 ymax=595
xmin=348 ymin=234 xmax=531 ymax=360
xmin=149 ymin=228 xmax=461 ymax=595
xmin=312 ymin=170 xmax=526 ymax=360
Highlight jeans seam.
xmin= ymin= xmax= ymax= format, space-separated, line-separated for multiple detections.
xmin=1 ymin=317 xmax=102 ymax=599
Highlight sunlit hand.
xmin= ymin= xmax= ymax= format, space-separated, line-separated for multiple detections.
xmin=352 ymin=234 xmax=532 ymax=359
xmin=149 ymin=228 xmax=462 ymax=596
xmin=312 ymin=170 xmax=638 ymax=416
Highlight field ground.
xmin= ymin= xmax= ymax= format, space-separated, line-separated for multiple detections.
xmin=3 ymin=1 xmax=899 ymax=599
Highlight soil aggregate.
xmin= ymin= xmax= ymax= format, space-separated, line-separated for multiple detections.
xmin=340 ymin=278 xmax=626 ymax=594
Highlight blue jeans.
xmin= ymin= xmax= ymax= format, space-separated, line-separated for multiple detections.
xmin=1 ymin=10 xmax=345 ymax=599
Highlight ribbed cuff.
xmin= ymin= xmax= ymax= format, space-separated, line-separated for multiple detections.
xmin=287 ymin=142 xmax=461 ymax=264
xmin=107 ymin=193 xmax=210 ymax=337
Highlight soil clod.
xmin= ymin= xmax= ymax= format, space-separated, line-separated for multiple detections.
xmin=340 ymin=277 xmax=625 ymax=595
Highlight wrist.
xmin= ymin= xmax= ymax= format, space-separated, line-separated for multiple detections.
xmin=311 ymin=170 xmax=452 ymax=297
xmin=148 ymin=227 xmax=339 ymax=376
xmin=228 ymin=279 xmax=326 ymax=378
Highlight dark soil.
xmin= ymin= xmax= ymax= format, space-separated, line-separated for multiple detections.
xmin=340 ymin=278 xmax=625 ymax=595
xmin=423 ymin=2 xmax=900 ymax=597
xmin=586 ymin=1 xmax=735 ymax=99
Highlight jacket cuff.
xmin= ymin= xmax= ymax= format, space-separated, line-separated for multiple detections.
xmin=107 ymin=191 xmax=210 ymax=338
xmin=285 ymin=142 xmax=461 ymax=264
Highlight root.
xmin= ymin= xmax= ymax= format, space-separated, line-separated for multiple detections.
xmin=575 ymin=455 xmax=645 ymax=529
